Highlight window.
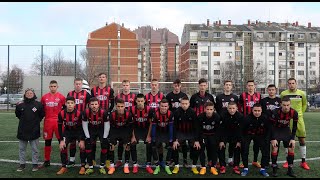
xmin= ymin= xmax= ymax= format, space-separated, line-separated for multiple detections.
xmin=269 ymin=42 xmax=275 ymax=47
xmin=310 ymin=71 xmax=316 ymax=75
xmin=201 ymin=61 xmax=208 ymax=65
xmin=310 ymin=52 xmax=316 ymax=57
xmin=213 ymin=32 xmax=221 ymax=38
xmin=214 ymin=79 xmax=221 ymax=84
xmin=269 ymin=32 xmax=276 ymax=39
xmin=226 ymin=52 xmax=233 ymax=58
xmin=260 ymin=43 xmax=264 ymax=47
xmin=214 ymin=70 xmax=220 ymax=75
xmin=310 ymin=62 xmax=316 ymax=66
xmin=298 ymin=71 xmax=304 ymax=75
xmin=298 ymin=43 xmax=304 ymax=48
xmin=260 ymin=52 xmax=263 ymax=56
xmin=298 ymin=80 xmax=304 ymax=84
xmin=117 ymin=30 xmax=121 ymax=38
xmin=298 ymin=61 xmax=304 ymax=66
xmin=257 ymin=62 xmax=261 ymax=66
xmin=201 ymin=51 xmax=208 ymax=56
xmin=279 ymin=52 xmax=283 ymax=56
xmin=235 ymin=51 xmax=241 ymax=57
xmin=269 ymin=52 xmax=274 ymax=56
xmin=269 ymin=62 xmax=275 ymax=66
xmin=256 ymin=32 xmax=264 ymax=39
xmin=298 ymin=33 xmax=305 ymax=39
xmin=212 ymin=43 xmax=220 ymax=47
xmin=201 ymin=31 xmax=208 ymax=38
xmin=201 ymin=70 xmax=208 ymax=75
xmin=298 ymin=52 xmax=304 ymax=57
xmin=310 ymin=33 xmax=317 ymax=39
xmin=225 ymin=33 xmax=233 ymax=38
xmin=269 ymin=70 xmax=274 ymax=75
xmin=310 ymin=80 xmax=316 ymax=84
xmin=213 ymin=52 xmax=220 ymax=56
xmin=229 ymin=43 xmax=233 ymax=47
xmin=214 ymin=61 xmax=220 ymax=65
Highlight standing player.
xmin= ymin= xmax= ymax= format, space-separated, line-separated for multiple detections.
xmin=171 ymin=96 xmax=197 ymax=174
xmin=66 ymin=78 xmax=91 ymax=167
xmin=218 ymin=102 xmax=243 ymax=175
xmin=129 ymin=94 xmax=155 ymax=174
xmin=82 ymin=97 xmax=109 ymax=175
xmin=40 ymin=80 xmax=66 ymax=168
xmin=215 ymin=80 xmax=239 ymax=166
xmin=107 ymin=98 xmax=134 ymax=175
xmin=240 ymin=103 xmax=271 ymax=177
xmin=166 ymin=79 xmax=188 ymax=112
xmin=114 ymin=79 xmax=136 ymax=168
xmin=91 ymin=72 xmax=115 ymax=167
xmin=280 ymin=78 xmax=309 ymax=170
xmin=145 ymin=79 xmax=164 ymax=109
xmin=151 ymin=99 xmax=174 ymax=175
xmin=56 ymin=97 xmax=86 ymax=175
xmin=269 ymin=97 xmax=298 ymax=177
xmin=238 ymin=80 xmax=262 ymax=168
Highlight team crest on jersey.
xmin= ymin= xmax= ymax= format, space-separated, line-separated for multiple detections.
xmin=255 ymin=98 xmax=259 ymax=101
xmin=230 ymin=98 xmax=234 ymax=101
xmin=79 ymin=95 xmax=84 ymax=100
xmin=275 ymin=102 xmax=279 ymax=105
xmin=117 ymin=122 xmax=124 ymax=126
xmin=32 ymin=107 xmax=37 ymax=112
xmin=55 ymin=98 xmax=60 ymax=102
xmin=158 ymin=122 xmax=168 ymax=127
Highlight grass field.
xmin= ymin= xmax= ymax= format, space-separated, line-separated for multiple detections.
xmin=0 ymin=112 xmax=319 ymax=178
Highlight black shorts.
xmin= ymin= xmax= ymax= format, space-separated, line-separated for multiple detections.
xmin=272 ymin=128 xmax=292 ymax=148
xmin=176 ymin=132 xmax=194 ymax=142
xmin=154 ymin=132 xmax=169 ymax=143
xmin=89 ymin=128 xmax=104 ymax=142
xmin=64 ymin=130 xmax=84 ymax=144
xmin=134 ymin=128 xmax=148 ymax=142
xmin=109 ymin=129 xmax=132 ymax=145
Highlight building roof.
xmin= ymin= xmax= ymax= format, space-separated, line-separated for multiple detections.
xmin=134 ymin=26 xmax=179 ymax=44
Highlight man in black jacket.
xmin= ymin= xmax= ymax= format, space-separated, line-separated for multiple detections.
xmin=15 ymin=88 xmax=45 ymax=172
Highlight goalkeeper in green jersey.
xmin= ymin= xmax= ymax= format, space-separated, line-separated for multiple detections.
xmin=280 ymin=78 xmax=309 ymax=170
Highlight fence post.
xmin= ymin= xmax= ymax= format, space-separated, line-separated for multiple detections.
xmin=6 ymin=45 xmax=10 ymax=111
xmin=75 ymin=45 xmax=77 ymax=78
xmin=240 ymin=46 xmax=243 ymax=93
xmin=41 ymin=45 xmax=43 ymax=98
xmin=306 ymin=44 xmax=309 ymax=111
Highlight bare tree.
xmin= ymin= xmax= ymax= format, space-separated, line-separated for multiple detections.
xmin=253 ymin=63 xmax=267 ymax=85
xmin=1 ymin=65 xmax=24 ymax=94
xmin=219 ymin=61 xmax=237 ymax=84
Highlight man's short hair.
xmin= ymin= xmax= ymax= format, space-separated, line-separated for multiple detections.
xmin=136 ymin=93 xmax=145 ymax=100
xmin=198 ymin=78 xmax=207 ymax=84
xmin=288 ymin=77 xmax=296 ymax=82
xmin=204 ymin=101 xmax=214 ymax=108
xmin=228 ymin=101 xmax=237 ymax=106
xmin=98 ymin=72 xmax=107 ymax=77
xmin=224 ymin=80 xmax=232 ymax=85
xmin=173 ymin=79 xmax=181 ymax=84
xmin=160 ymin=98 xmax=169 ymax=104
xmin=74 ymin=77 xmax=83 ymax=83
xmin=180 ymin=96 xmax=189 ymax=101
xmin=247 ymin=80 xmax=254 ymax=84
xmin=151 ymin=79 xmax=158 ymax=82
xmin=282 ymin=96 xmax=291 ymax=102
xmin=122 ymin=79 xmax=130 ymax=84
xmin=252 ymin=103 xmax=262 ymax=108
xmin=66 ymin=96 xmax=75 ymax=102
xmin=267 ymin=84 xmax=276 ymax=89
xmin=116 ymin=98 xmax=125 ymax=104
xmin=89 ymin=97 xmax=99 ymax=103
xmin=50 ymin=80 xmax=57 ymax=84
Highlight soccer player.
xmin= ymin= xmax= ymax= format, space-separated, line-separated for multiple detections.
xmin=91 ymin=72 xmax=115 ymax=166
xmin=56 ymin=96 xmax=86 ymax=175
xmin=114 ymin=79 xmax=136 ymax=168
xmin=269 ymin=97 xmax=298 ymax=177
xmin=171 ymin=96 xmax=197 ymax=174
xmin=107 ymin=98 xmax=134 ymax=175
xmin=40 ymin=80 xmax=66 ymax=168
xmin=240 ymin=103 xmax=271 ymax=177
xmin=82 ymin=97 xmax=110 ymax=175
xmin=238 ymin=80 xmax=262 ymax=168
xmin=145 ymin=79 xmax=165 ymax=109
xmin=194 ymin=101 xmax=221 ymax=175
xmin=215 ymin=80 xmax=239 ymax=166
xmin=218 ymin=102 xmax=243 ymax=175
xmin=66 ymin=78 xmax=91 ymax=167
xmin=280 ymin=78 xmax=310 ymax=170
xmin=129 ymin=94 xmax=155 ymax=174
xmin=166 ymin=79 xmax=188 ymax=112
xmin=151 ymin=99 xmax=174 ymax=175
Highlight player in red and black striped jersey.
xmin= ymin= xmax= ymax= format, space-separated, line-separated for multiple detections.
xmin=82 ymin=97 xmax=110 ymax=175
xmin=269 ymin=97 xmax=298 ymax=177
xmin=90 ymin=73 xmax=114 ymax=166
xmin=107 ymin=98 xmax=134 ymax=175
xmin=238 ymin=80 xmax=262 ymax=168
xmin=171 ymin=96 xmax=197 ymax=174
xmin=150 ymin=99 xmax=174 ymax=175
xmin=114 ymin=80 xmax=136 ymax=167
xmin=57 ymin=96 xmax=86 ymax=175
xmin=66 ymin=78 xmax=91 ymax=167
xmin=145 ymin=79 xmax=164 ymax=109
xmin=129 ymin=93 xmax=155 ymax=174
xmin=165 ymin=79 xmax=188 ymax=113
xmin=190 ymin=78 xmax=215 ymax=116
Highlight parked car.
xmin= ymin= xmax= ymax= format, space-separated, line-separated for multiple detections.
xmin=0 ymin=94 xmax=14 ymax=104
xmin=10 ymin=94 xmax=24 ymax=107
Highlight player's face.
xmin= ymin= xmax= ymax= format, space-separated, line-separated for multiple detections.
xmin=25 ymin=90 xmax=34 ymax=99
xmin=180 ymin=99 xmax=190 ymax=111
xmin=281 ymin=101 xmax=291 ymax=113
xmin=246 ymin=82 xmax=255 ymax=93
xmin=90 ymin=101 xmax=100 ymax=112
xmin=136 ymin=97 xmax=145 ymax=109
xmin=227 ymin=104 xmax=237 ymax=115
xmin=252 ymin=107 xmax=262 ymax=118
xmin=267 ymin=87 xmax=276 ymax=97
xmin=116 ymin=103 xmax=125 ymax=114
xmin=122 ymin=82 xmax=130 ymax=93
xmin=205 ymin=105 xmax=214 ymax=117
xmin=49 ymin=83 xmax=58 ymax=93
xmin=173 ymin=83 xmax=181 ymax=93
xmin=74 ymin=80 xmax=82 ymax=92
xmin=288 ymin=80 xmax=297 ymax=91
xmin=199 ymin=82 xmax=207 ymax=92
xmin=224 ymin=82 xmax=233 ymax=92
xmin=98 ymin=74 xmax=107 ymax=84
xmin=159 ymin=102 xmax=169 ymax=114
xmin=151 ymin=81 xmax=159 ymax=92
xmin=66 ymin=100 xmax=75 ymax=111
